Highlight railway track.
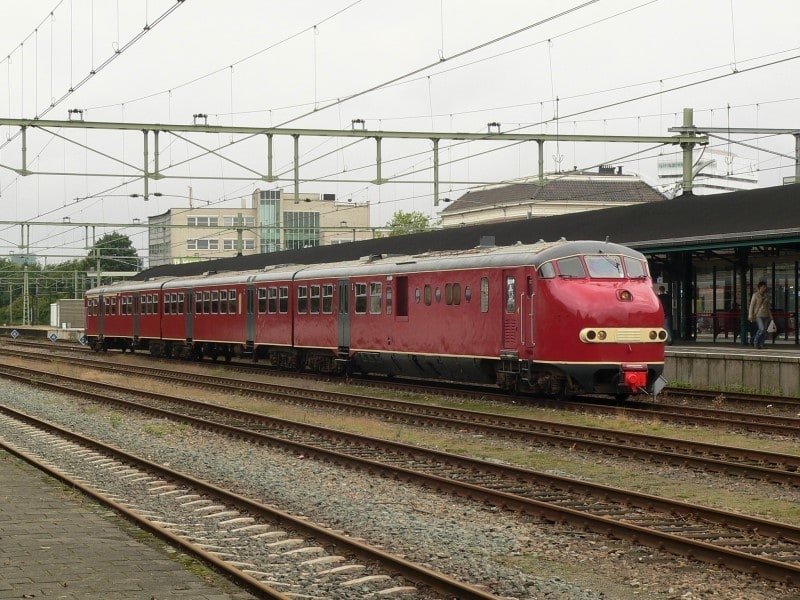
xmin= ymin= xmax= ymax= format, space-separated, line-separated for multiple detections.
xmin=0 ymin=405 xmax=497 ymax=599
xmin=3 ymin=362 xmax=800 ymax=586
xmin=3 ymin=349 xmax=800 ymax=486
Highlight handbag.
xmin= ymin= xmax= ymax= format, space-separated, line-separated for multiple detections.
xmin=767 ymin=319 xmax=777 ymax=333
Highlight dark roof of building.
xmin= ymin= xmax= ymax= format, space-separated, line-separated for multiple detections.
xmin=134 ymin=183 xmax=800 ymax=281
xmin=440 ymin=177 xmax=665 ymax=214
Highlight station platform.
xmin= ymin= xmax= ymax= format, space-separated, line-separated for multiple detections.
xmin=665 ymin=342 xmax=800 ymax=397
xmin=0 ymin=449 xmax=253 ymax=599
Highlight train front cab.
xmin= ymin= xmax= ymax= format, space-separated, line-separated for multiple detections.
xmin=503 ymin=246 xmax=666 ymax=398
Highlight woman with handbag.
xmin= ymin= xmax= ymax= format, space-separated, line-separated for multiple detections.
xmin=748 ymin=281 xmax=773 ymax=349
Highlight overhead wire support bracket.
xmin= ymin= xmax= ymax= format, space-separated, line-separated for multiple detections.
xmin=372 ymin=136 xmax=385 ymax=185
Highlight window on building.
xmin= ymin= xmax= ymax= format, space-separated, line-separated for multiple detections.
xmin=223 ymin=216 xmax=256 ymax=227
xmin=187 ymin=216 xmax=219 ymax=227
xmin=480 ymin=277 xmax=489 ymax=313
xmin=268 ymin=287 xmax=278 ymax=313
xmin=279 ymin=286 xmax=289 ymax=313
xmin=355 ymin=283 xmax=367 ymax=314
xmin=322 ymin=284 xmax=334 ymax=314
xmin=284 ymin=211 xmax=321 ymax=250
xmin=310 ymin=285 xmax=321 ymax=314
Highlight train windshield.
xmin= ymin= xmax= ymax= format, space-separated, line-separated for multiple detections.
xmin=622 ymin=256 xmax=648 ymax=278
xmin=584 ymin=255 xmax=624 ymax=278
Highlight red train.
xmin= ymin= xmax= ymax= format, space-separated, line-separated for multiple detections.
xmin=84 ymin=240 xmax=667 ymax=397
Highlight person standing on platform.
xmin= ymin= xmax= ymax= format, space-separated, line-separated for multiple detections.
xmin=657 ymin=285 xmax=673 ymax=344
xmin=748 ymin=281 xmax=773 ymax=349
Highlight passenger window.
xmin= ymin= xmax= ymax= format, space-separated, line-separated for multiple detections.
xmin=322 ymin=284 xmax=334 ymax=314
xmin=297 ymin=286 xmax=308 ymax=314
xmin=424 ymin=285 xmax=432 ymax=306
xmin=415 ymin=288 xmax=422 ymax=303
xmin=220 ymin=290 xmax=228 ymax=314
xmin=480 ymin=277 xmax=489 ymax=313
xmin=505 ymin=276 xmax=516 ymax=313
xmin=557 ymin=257 xmax=586 ymax=278
xmin=268 ymin=287 xmax=278 ymax=314
xmin=538 ymin=262 xmax=556 ymax=279
xmin=310 ymin=285 xmax=321 ymax=314
xmin=445 ymin=283 xmax=453 ymax=305
xmin=279 ymin=287 xmax=289 ymax=313
xmin=228 ymin=290 xmax=237 ymax=314
xmin=355 ymin=283 xmax=367 ymax=314
xmin=195 ymin=292 xmax=202 ymax=315
xmin=453 ymin=283 xmax=461 ymax=305
xmin=163 ymin=296 xmax=170 ymax=315
xmin=386 ymin=286 xmax=393 ymax=315
xmin=464 ymin=285 xmax=472 ymax=303
xmin=211 ymin=291 xmax=219 ymax=314
xmin=434 ymin=287 xmax=442 ymax=303
xmin=258 ymin=288 xmax=267 ymax=313
xmin=203 ymin=291 xmax=211 ymax=314
xmin=178 ymin=293 xmax=185 ymax=314
xmin=369 ymin=282 xmax=382 ymax=314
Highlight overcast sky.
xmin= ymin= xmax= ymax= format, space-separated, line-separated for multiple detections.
xmin=1 ymin=0 xmax=799 ymax=263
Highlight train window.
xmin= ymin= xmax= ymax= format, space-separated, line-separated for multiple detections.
xmin=557 ymin=257 xmax=586 ymax=279
xmin=415 ymin=288 xmax=422 ymax=304
xmin=505 ymin=276 xmax=516 ymax=313
xmin=220 ymin=290 xmax=228 ymax=314
xmin=203 ymin=291 xmax=211 ymax=314
xmin=369 ymin=282 xmax=382 ymax=314
xmin=279 ymin=286 xmax=289 ymax=313
xmin=257 ymin=288 xmax=267 ymax=314
xmin=355 ymin=283 xmax=367 ymax=314
xmin=464 ymin=285 xmax=472 ymax=303
xmin=195 ymin=292 xmax=203 ymax=314
xmin=163 ymin=295 xmax=170 ymax=315
xmin=172 ymin=294 xmax=179 ymax=315
xmin=297 ymin=286 xmax=308 ymax=314
xmin=386 ymin=286 xmax=393 ymax=315
xmin=585 ymin=255 xmax=623 ymax=278
xmin=229 ymin=290 xmax=237 ymax=314
xmin=434 ymin=287 xmax=441 ymax=303
xmin=211 ymin=291 xmax=219 ymax=314
xmin=268 ymin=287 xmax=278 ymax=313
xmin=445 ymin=283 xmax=453 ymax=305
xmin=424 ymin=285 xmax=432 ymax=306
xmin=623 ymin=256 xmax=648 ymax=278
xmin=453 ymin=283 xmax=461 ymax=305
xmin=310 ymin=285 xmax=321 ymax=314
xmin=480 ymin=278 xmax=489 ymax=313
xmin=538 ymin=262 xmax=556 ymax=279
xmin=322 ymin=284 xmax=334 ymax=314
xmin=178 ymin=293 xmax=185 ymax=314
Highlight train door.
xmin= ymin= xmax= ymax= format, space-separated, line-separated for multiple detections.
xmin=185 ymin=288 xmax=194 ymax=340
xmin=133 ymin=292 xmax=140 ymax=340
xmin=98 ymin=293 xmax=105 ymax=337
xmin=502 ymin=271 xmax=519 ymax=349
xmin=337 ymin=279 xmax=350 ymax=349
xmin=521 ymin=274 xmax=535 ymax=348
xmin=246 ymin=283 xmax=256 ymax=342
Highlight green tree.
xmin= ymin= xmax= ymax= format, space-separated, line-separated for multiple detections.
xmin=86 ymin=232 xmax=141 ymax=272
xmin=385 ymin=210 xmax=433 ymax=237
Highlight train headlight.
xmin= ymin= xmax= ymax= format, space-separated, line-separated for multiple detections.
xmin=597 ymin=330 xmax=607 ymax=340
xmin=587 ymin=330 xmax=597 ymax=341
xmin=657 ymin=330 xmax=668 ymax=341
xmin=616 ymin=289 xmax=633 ymax=302
xmin=649 ymin=330 xmax=657 ymax=340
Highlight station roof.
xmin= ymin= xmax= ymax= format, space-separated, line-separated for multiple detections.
xmin=135 ymin=183 xmax=800 ymax=280
xmin=440 ymin=177 xmax=665 ymax=215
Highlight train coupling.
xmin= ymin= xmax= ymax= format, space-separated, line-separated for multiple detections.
xmin=620 ymin=363 xmax=648 ymax=392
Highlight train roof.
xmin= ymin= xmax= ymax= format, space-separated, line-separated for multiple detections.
xmin=294 ymin=239 xmax=646 ymax=280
